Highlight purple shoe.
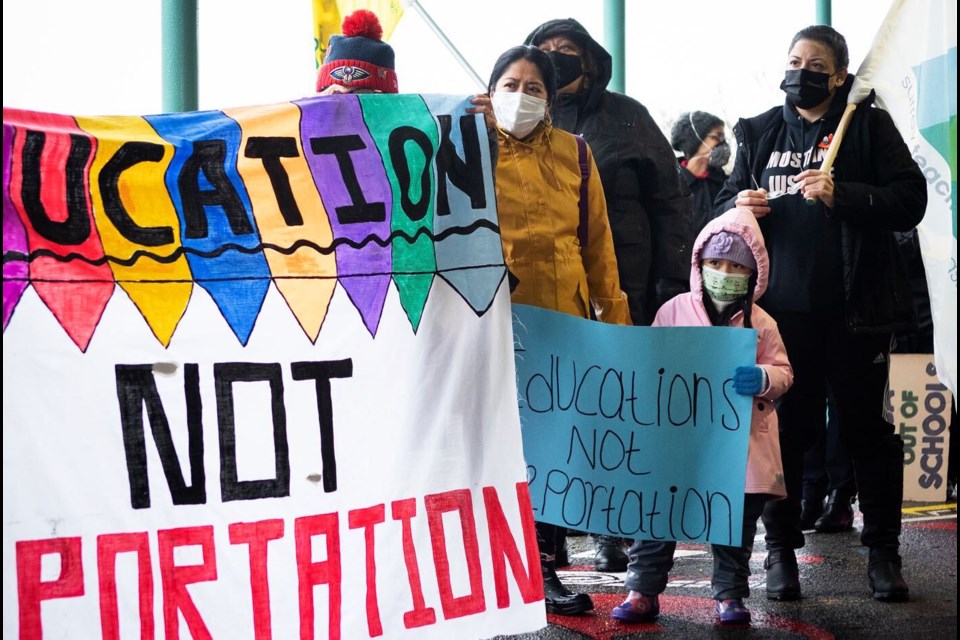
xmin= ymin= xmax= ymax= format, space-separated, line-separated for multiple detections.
xmin=611 ymin=593 xmax=660 ymax=623
xmin=716 ymin=598 xmax=751 ymax=624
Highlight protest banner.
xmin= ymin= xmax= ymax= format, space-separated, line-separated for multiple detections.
xmin=886 ymin=353 xmax=954 ymax=502
xmin=512 ymin=304 xmax=758 ymax=546
xmin=2 ymin=95 xmax=545 ymax=640
xmin=851 ymin=0 xmax=957 ymax=395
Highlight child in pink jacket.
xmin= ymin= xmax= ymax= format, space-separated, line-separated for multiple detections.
xmin=612 ymin=207 xmax=794 ymax=625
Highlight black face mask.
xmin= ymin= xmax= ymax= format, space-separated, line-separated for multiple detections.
xmin=546 ymin=50 xmax=584 ymax=90
xmin=708 ymin=141 xmax=731 ymax=169
xmin=780 ymin=69 xmax=833 ymax=109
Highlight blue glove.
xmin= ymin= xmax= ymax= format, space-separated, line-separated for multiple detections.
xmin=733 ymin=366 xmax=764 ymax=396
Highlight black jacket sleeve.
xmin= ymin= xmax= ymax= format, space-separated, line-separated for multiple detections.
xmin=714 ymin=155 xmax=749 ymax=216
xmin=713 ymin=122 xmax=752 ymax=216
xmin=632 ymin=111 xmax=693 ymax=308
xmin=831 ymin=107 xmax=927 ymax=231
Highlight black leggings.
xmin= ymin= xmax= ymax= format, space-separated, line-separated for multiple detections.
xmin=762 ymin=313 xmax=904 ymax=551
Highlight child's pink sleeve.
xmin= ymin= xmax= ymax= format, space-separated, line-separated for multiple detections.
xmin=757 ymin=318 xmax=793 ymax=400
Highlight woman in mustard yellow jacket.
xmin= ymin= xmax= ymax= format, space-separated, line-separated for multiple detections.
xmin=473 ymin=45 xmax=629 ymax=325
xmin=471 ymin=45 xmax=630 ymax=616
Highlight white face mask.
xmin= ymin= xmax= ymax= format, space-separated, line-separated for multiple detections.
xmin=491 ymin=91 xmax=547 ymax=139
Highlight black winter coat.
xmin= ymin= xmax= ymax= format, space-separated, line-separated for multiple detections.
xmin=526 ymin=19 xmax=692 ymax=326
xmin=680 ymin=164 xmax=727 ymax=237
xmin=715 ymin=77 xmax=927 ymax=334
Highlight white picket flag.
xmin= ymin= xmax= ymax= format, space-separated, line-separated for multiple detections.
xmin=849 ymin=0 xmax=957 ymax=395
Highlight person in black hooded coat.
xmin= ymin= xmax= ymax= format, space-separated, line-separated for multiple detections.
xmin=524 ymin=18 xmax=693 ymax=328
xmin=670 ymin=110 xmax=731 ymax=236
xmin=525 ymin=17 xmax=694 ymax=576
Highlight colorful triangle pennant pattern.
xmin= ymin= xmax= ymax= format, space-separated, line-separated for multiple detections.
xmin=1 ymin=95 xmax=505 ymax=349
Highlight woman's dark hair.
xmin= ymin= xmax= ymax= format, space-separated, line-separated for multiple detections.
xmin=487 ymin=45 xmax=557 ymax=104
xmin=790 ymin=25 xmax=849 ymax=70
xmin=703 ymin=273 xmax=757 ymax=329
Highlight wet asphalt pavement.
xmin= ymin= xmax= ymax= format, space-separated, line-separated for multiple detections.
xmin=496 ymin=500 xmax=957 ymax=639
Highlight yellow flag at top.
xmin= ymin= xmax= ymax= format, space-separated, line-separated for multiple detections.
xmin=313 ymin=0 xmax=405 ymax=69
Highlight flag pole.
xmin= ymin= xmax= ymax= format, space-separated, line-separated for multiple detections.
xmin=162 ymin=0 xmax=198 ymax=112
xmin=804 ymin=101 xmax=857 ymax=205
xmin=404 ymin=0 xmax=485 ymax=90
xmin=818 ymin=103 xmax=856 ymax=174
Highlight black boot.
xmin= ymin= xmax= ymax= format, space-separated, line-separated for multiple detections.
xmin=592 ymin=534 xmax=628 ymax=572
xmin=761 ymin=495 xmax=804 ymax=601
xmin=814 ymin=489 xmax=855 ymax=532
xmin=799 ymin=497 xmax=825 ymax=530
xmin=868 ymin=548 xmax=909 ymax=602
xmin=764 ymin=549 xmax=801 ymax=600
xmin=542 ymin=560 xmax=594 ymax=615
xmin=855 ymin=435 xmax=910 ymax=601
xmin=800 ymin=472 xmax=828 ymax=530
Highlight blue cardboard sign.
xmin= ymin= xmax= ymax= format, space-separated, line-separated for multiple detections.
xmin=512 ymin=304 xmax=758 ymax=545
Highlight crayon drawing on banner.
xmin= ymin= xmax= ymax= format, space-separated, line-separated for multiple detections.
xmin=513 ymin=304 xmax=758 ymax=546
xmin=1 ymin=96 xmax=546 ymax=639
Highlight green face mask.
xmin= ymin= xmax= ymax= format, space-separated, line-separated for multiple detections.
xmin=702 ymin=266 xmax=750 ymax=302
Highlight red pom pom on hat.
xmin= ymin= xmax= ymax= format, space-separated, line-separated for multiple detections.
xmin=341 ymin=9 xmax=383 ymax=41
xmin=316 ymin=9 xmax=397 ymax=93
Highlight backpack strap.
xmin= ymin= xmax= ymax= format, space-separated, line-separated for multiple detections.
xmin=574 ymin=134 xmax=590 ymax=253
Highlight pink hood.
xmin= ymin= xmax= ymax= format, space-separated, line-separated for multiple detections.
xmin=653 ymin=208 xmax=790 ymax=499
xmin=690 ymin=207 xmax=769 ymax=303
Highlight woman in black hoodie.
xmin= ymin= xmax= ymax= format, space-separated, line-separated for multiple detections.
xmin=715 ymin=24 xmax=926 ymax=604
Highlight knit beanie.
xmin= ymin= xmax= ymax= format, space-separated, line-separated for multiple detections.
xmin=671 ymin=111 xmax=724 ymax=159
xmin=316 ymin=10 xmax=398 ymax=94
xmin=701 ymin=231 xmax=756 ymax=270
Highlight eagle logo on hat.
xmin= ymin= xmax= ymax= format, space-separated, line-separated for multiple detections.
xmin=330 ymin=65 xmax=371 ymax=85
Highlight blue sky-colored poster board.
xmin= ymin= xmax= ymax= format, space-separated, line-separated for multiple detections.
xmin=512 ymin=304 xmax=758 ymax=546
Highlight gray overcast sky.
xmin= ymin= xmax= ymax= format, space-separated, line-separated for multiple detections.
xmin=2 ymin=1 xmax=888 ymax=135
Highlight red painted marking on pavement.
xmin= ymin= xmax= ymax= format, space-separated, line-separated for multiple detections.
xmin=759 ymin=552 xmax=825 ymax=564
xmin=908 ymin=521 xmax=957 ymax=531
xmin=547 ymin=593 xmax=835 ymax=639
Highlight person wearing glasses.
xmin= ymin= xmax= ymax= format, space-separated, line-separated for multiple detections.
xmin=670 ymin=110 xmax=731 ymax=235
